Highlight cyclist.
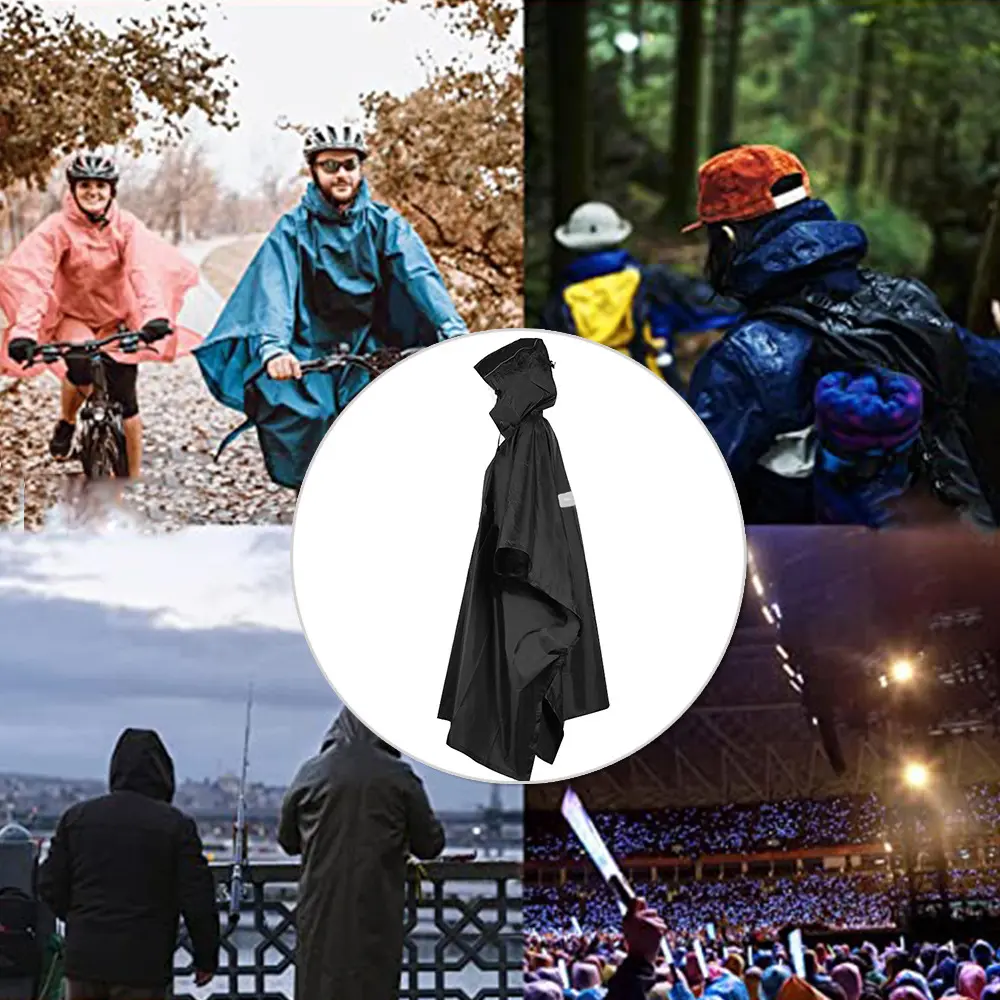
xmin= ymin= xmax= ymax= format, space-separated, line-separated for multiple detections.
xmin=541 ymin=201 xmax=739 ymax=391
xmin=195 ymin=118 xmax=468 ymax=491
xmin=0 ymin=151 xmax=202 ymax=478
xmin=683 ymin=144 xmax=1000 ymax=527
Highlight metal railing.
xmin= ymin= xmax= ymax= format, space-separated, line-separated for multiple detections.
xmin=172 ymin=859 xmax=523 ymax=1000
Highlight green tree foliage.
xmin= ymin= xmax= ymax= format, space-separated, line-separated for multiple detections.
xmin=527 ymin=0 xmax=1000 ymax=331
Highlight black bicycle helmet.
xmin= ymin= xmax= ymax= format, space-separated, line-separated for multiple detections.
xmin=66 ymin=151 xmax=119 ymax=185
xmin=66 ymin=151 xmax=119 ymax=227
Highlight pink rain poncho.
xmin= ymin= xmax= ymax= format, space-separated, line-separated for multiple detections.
xmin=0 ymin=191 xmax=201 ymax=379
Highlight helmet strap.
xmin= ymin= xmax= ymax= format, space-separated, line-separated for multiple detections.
xmin=70 ymin=181 xmax=115 ymax=229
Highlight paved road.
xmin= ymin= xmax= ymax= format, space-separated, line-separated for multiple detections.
xmin=0 ymin=234 xmax=296 ymax=531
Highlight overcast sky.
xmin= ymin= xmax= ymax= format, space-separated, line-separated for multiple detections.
xmin=53 ymin=0 xmax=521 ymax=195
xmin=0 ymin=525 xmax=520 ymax=812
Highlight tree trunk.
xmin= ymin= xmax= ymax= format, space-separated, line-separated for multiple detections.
xmin=874 ymin=58 xmax=896 ymax=193
xmin=660 ymin=0 xmax=704 ymax=228
xmin=708 ymin=0 xmax=731 ymax=154
xmin=967 ymin=176 xmax=1000 ymax=338
xmin=708 ymin=0 xmax=747 ymax=154
xmin=547 ymin=0 xmax=590 ymax=282
xmin=845 ymin=12 xmax=878 ymax=210
xmin=629 ymin=0 xmax=644 ymax=88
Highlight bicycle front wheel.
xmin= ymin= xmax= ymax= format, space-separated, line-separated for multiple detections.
xmin=81 ymin=419 xmax=128 ymax=479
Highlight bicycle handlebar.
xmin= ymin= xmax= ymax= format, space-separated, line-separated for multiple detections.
xmin=31 ymin=329 xmax=154 ymax=364
xmin=260 ymin=344 xmax=422 ymax=380
xmin=298 ymin=345 xmax=421 ymax=374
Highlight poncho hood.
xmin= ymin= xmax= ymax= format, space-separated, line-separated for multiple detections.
xmin=109 ymin=728 xmax=175 ymax=803
xmin=725 ymin=198 xmax=869 ymax=306
xmin=320 ymin=706 xmax=401 ymax=758
xmin=475 ymin=337 xmax=557 ymax=438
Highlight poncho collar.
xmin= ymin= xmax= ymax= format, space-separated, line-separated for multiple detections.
xmin=303 ymin=178 xmax=372 ymax=225
xmin=62 ymin=188 xmax=120 ymax=232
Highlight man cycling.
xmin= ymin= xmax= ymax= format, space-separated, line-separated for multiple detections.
xmin=195 ymin=118 xmax=468 ymax=490
xmin=0 ymin=151 xmax=201 ymax=478
xmin=684 ymin=144 xmax=1000 ymax=527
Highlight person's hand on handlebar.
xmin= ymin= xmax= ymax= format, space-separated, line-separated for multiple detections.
xmin=140 ymin=318 xmax=173 ymax=343
xmin=266 ymin=351 xmax=302 ymax=381
xmin=7 ymin=336 xmax=38 ymax=367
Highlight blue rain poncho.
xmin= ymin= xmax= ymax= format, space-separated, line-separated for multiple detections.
xmin=195 ymin=180 xmax=467 ymax=488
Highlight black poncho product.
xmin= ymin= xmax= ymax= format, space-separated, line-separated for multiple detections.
xmin=438 ymin=337 xmax=609 ymax=780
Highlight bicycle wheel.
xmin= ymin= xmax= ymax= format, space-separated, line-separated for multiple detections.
xmin=80 ymin=416 xmax=128 ymax=479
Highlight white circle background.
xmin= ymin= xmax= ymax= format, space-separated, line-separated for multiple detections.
xmin=293 ymin=329 xmax=746 ymax=784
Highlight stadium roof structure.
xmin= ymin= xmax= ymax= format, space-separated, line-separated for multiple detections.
xmin=527 ymin=526 xmax=1000 ymax=812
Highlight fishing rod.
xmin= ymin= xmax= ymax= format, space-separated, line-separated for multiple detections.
xmin=228 ymin=683 xmax=253 ymax=929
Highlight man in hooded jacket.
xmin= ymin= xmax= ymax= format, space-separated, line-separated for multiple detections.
xmin=36 ymin=728 xmax=219 ymax=999
xmin=278 ymin=707 xmax=446 ymax=1000
xmin=195 ymin=118 xmax=468 ymax=490
xmin=684 ymin=144 xmax=1000 ymax=527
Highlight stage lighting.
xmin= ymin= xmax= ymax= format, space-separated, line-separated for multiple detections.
xmin=903 ymin=761 xmax=930 ymax=789
xmin=891 ymin=659 xmax=915 ymax=684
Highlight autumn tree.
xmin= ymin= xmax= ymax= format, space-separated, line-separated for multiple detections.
xmin=363 ymin=0 xmax=523 ymax=331
xmin=0 ymin=1 xmax=237 ymax=191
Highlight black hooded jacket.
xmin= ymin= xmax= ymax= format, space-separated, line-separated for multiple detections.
xmin=438 ymin=337 xmax=609 ymax=780
xmin=277 ymin=708 xmax=445 ymax=1000
xmin=36 ymin=729 xmax=219 ymax=988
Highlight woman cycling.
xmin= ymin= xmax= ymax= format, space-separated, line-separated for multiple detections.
xmin=0 ymin=151 xmax=202 ymax=478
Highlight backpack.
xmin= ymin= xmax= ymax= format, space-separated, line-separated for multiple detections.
xmin=0 ymin=886 xmax=41 ymax=982
xmin=748 ymin=271 xmax=1000 ymax=526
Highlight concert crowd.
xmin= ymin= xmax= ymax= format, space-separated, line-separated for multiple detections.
xmin=525 ymin=925 xmax=1000 ymax=1000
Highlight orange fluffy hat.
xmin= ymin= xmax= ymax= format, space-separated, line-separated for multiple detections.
xmin=682 ymin=144 xmax=812 ymax=232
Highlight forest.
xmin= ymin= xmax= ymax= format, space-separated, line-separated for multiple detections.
xmin=525 ymin=0 xmax=1000 ymax=336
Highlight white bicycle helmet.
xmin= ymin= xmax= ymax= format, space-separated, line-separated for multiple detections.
xmin=303 ymin=122 xmax=368 ymax=162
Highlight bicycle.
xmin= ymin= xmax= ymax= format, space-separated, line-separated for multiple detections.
xmin=295 ymin=343 xmax=421 ymax=378
xmin=30 ymin=326 xmax=154 ymax=480
xmin=214 ymin=342 xmax=422 ymax=463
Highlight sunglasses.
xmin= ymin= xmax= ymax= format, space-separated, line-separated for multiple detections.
xmin=315 ymin=157 xmax=360 ymax=175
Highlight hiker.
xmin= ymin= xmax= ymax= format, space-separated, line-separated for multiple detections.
xmin=543 ymin=201 xmax=739 ymax=391
xmin=684 ymin=144 xmax=1000 ymax=527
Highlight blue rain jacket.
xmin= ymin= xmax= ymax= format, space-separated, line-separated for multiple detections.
xmin=687 ymin=198 xmax=1000 ymax=524
xmin=195 ymin=180 xmax=467 ymax=488
xmin=540 ymin=250 xmax=739 ymax=391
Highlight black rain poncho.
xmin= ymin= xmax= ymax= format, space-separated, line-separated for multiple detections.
xmin=438 ymin=337 xmax=610 ymax=780
xmin=278 ymin=709 xmax=445 ymax=1000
